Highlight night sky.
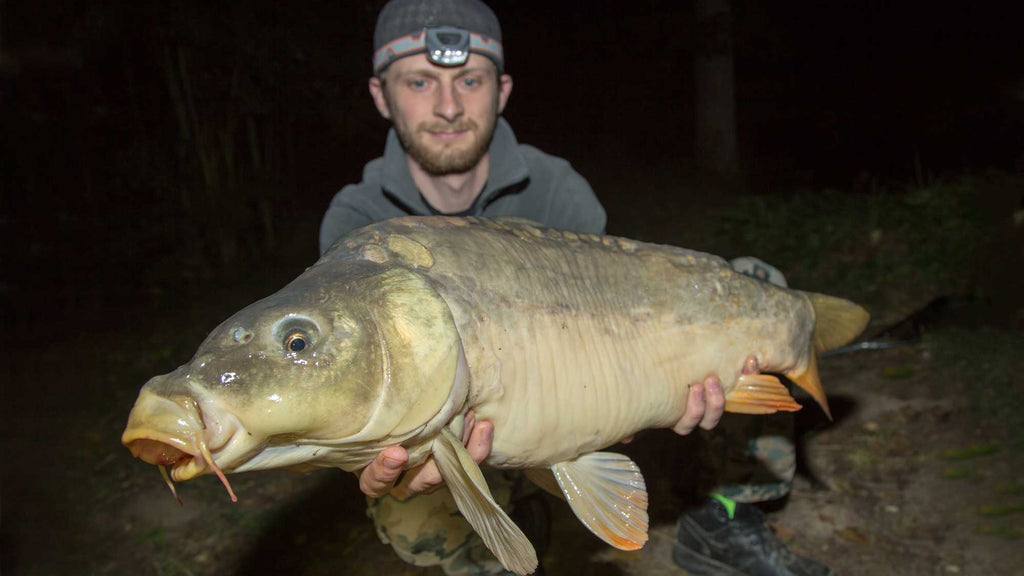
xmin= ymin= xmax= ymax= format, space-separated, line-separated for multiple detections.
xmin=2 ymin=1 xmax=1022 ymax=331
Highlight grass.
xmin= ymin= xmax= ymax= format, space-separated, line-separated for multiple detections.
xmin=977 ymin=524 xmax=1024 ymax=540
xmin=716 ymin=171 xmax=1024 ymax=447
xmin=716 ymin=172 xmax=1024 ymax=551
xmin=716 ymin=172 xmax=1020 ymax=320
xmin=941 ymin=444 xmax=1001 ymax=461
xmin=978 ymin=503 xmax=1024 ymax=517
xmin=930 ymin=327 xmax=1024 ymax=452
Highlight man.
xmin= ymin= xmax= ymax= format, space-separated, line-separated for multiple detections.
xmin=318 ymin=0 xmax=604 ymax=251
xmin=319 ymin=2 xmax=822 ymax=575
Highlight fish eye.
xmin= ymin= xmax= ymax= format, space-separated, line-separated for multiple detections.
xmin=283 ymin=330 xmax=309 ymax=353
xmin=273 ymin=316 xmax=319 ymax=354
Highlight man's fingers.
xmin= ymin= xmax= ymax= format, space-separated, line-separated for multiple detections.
xmin=672 ymin=382 xmax=708 ymax=435
xmin=672 ymin=373 xmax=727 ymax=435
xmin=359 ymin=446 xmax=408 ymax=498
xmin=465 ymin=419 xmax=494 ymax=464
xmin=742 ymin=354 xmax=760 ymax=374
xmin=393 ymin=460 xmax=444 ymax=499
xmin=699 ymin=375 xmax=725 ymax=430
xmin=393 ymin=419 xmax=495 ymax=499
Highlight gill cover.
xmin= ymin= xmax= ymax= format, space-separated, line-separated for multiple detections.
xmin=354 ymin=267 xmax=464 ymax=440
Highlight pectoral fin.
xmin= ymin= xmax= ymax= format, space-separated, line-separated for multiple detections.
xmin=551 ymin=452 xmax=649 ymax=551
xmin=432 ymin=428 xmax=537 ymax=576
xmin=724 ymin=373 xmax=802 ymax=414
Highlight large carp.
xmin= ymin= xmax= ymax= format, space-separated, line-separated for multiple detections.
xmin=122 ymin=216 xmax=868 ymax=575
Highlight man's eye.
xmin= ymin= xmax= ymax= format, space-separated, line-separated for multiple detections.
xmin=461 ymin=77 xmax=479 ymax=88
xmin=409 ymin=79 xmax=428 ymax=89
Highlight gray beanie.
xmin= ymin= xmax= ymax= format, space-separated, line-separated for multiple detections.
xmin=372 ymin=0 xmax=504 ymax=74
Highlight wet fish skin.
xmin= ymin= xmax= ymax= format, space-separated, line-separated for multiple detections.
xmin=122 ymin=216 xmax=869 ymax=575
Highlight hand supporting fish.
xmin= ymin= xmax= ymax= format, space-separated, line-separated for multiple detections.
xmin=362 ymin=410 xmax=494 ymax=500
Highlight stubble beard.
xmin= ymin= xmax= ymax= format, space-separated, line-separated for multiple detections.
xmin=387 ymin=96 xmax=498 ymax=176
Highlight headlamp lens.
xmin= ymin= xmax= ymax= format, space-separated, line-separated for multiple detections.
xmin=426 ymin=27 xmax=471 ymax=67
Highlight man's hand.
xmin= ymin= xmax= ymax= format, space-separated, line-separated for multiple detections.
xmin=670 ymin=373 xmax=727 ymax=435
xmin=358 ymin=411 xmax=493 ymax=499
xmin=625 ymin=354 xmax=759 ymax=441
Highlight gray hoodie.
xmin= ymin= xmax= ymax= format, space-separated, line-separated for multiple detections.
xmin=319 ymin=117 xmax=606 ymax=255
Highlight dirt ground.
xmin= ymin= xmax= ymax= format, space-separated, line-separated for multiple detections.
xmin=4 ymin=277 xmax=1021 ymax=576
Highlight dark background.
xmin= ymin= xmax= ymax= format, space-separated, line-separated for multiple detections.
xmin=3 ymin=0 xmax=1021 ymax=339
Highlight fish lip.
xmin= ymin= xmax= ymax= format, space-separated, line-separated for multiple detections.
xmin=123 ymin=428 xmax=251 ymax=484
xmin=122 ymin=389 xmax=241 ymax=480
xmin=169 ymin=452 xmax=207 ymax=481
xmin=123 ymin=428 xmax=208 ymax=481
xmin=191 ymin=411 xmax=253 ymax=473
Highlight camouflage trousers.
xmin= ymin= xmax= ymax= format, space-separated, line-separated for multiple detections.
xmin=367 ymin=468 xmax=525 ymax=576
xmin=698 ymin=410 xmax=797 ymax=503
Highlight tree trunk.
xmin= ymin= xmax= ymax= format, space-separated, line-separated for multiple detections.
xmin=694 ymin=0 xmax=738 ymax=176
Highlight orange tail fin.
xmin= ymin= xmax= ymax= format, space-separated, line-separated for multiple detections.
xmin=786 ymin=350 xmax=831 ymax=419
xmin=787 ymin=291 xmax=870 ymax=420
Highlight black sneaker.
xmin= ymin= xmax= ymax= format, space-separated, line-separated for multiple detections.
xmin=673 ymin=498 xmax=834 ymax=576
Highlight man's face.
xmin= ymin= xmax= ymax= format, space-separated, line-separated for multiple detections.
xmin=370 ymin=53 xmax=512 ymax=176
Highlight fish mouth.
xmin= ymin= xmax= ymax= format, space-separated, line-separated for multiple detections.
xmin=124 ymin=436 xmax=209 ymax=482
xmin=122 ymin=390 xmax=239 ymax=501
xmin=127 ymin=436 xmax=192 ymax=468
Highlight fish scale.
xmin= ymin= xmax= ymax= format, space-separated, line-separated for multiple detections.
xmin=414 ymin=223 xmax=750 ymax=465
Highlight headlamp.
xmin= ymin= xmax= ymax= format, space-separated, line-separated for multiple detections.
xmin=373 ymin=26 xmax=504 ymax=74
xmin=426 ymin=27 xmax=471 ymax=67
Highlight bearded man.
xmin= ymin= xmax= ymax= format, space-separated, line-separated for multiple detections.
xmin=318 ymin=1 xmax=606 ymax=252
